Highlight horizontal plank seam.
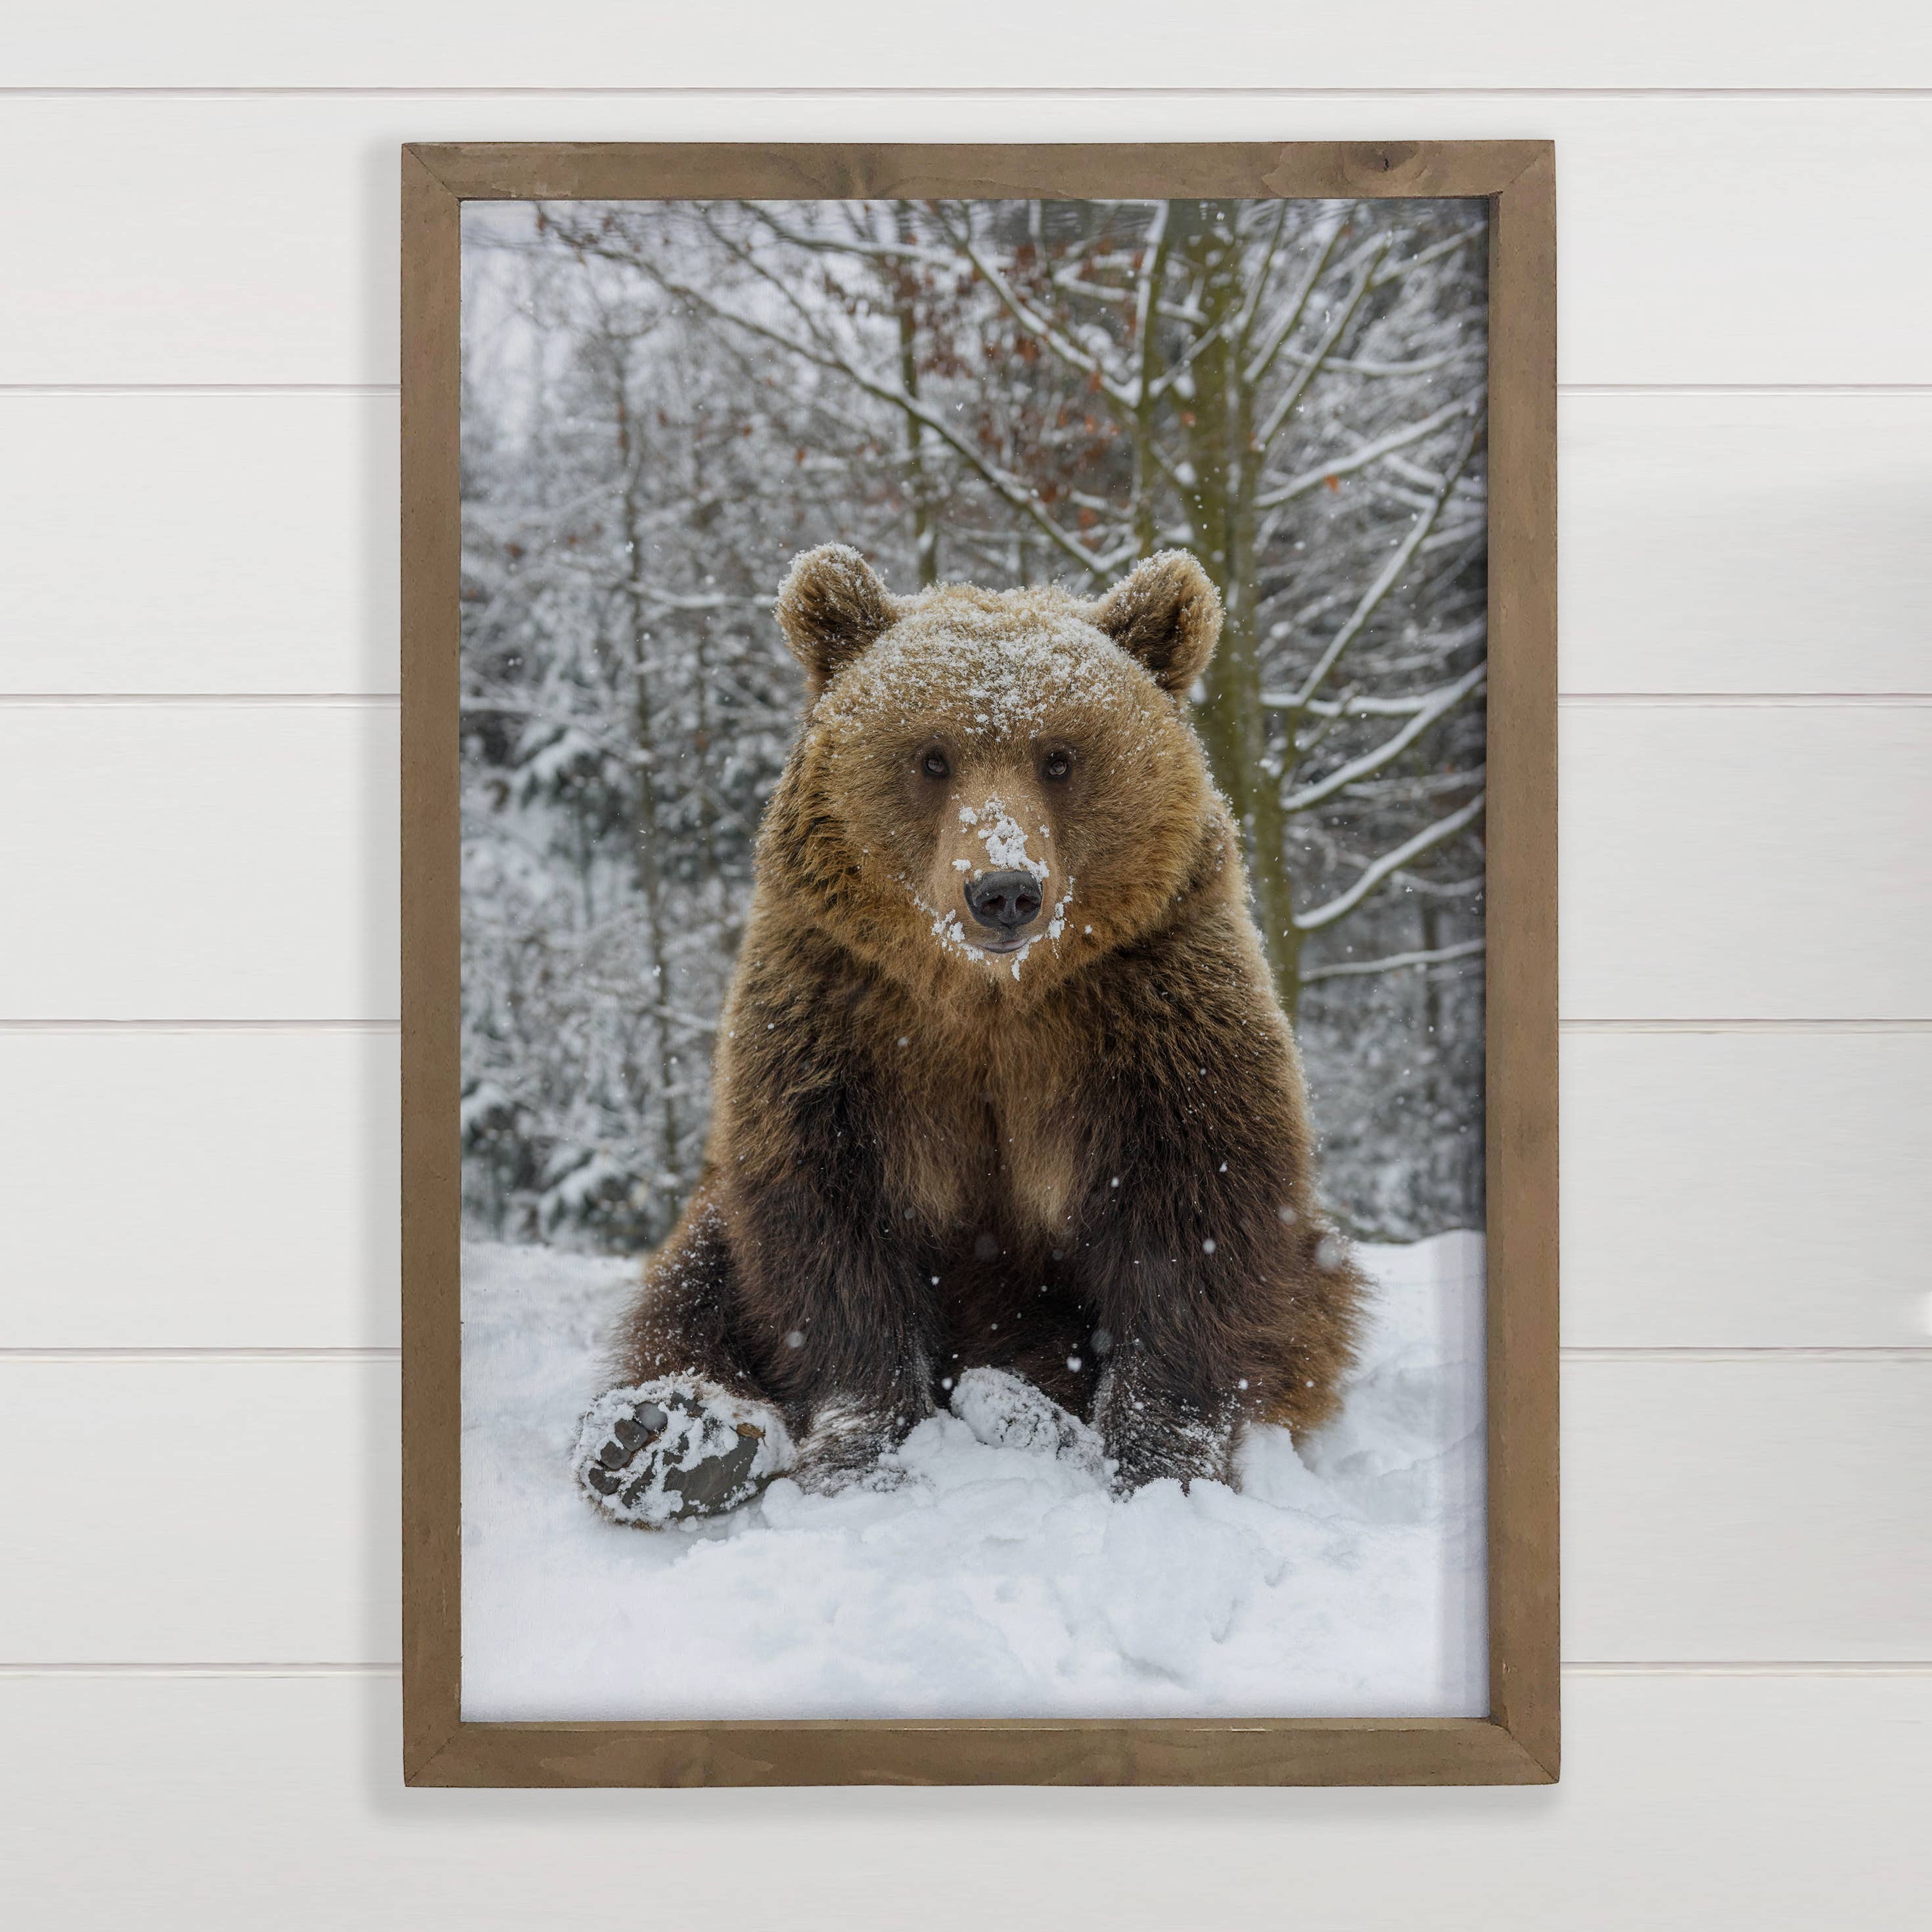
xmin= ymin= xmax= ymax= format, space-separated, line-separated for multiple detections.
xmin=9 ymin=1017 xmax=1931 ymax=1036
xmin=4 ymin=85 xmax=1932 ymax=101
xmin=1562 ymin=1018 xmax=1932 ymax=1032
xmin=1561 ymin=383 xmax=1932 ymax=396
xmin=0 ymin=694 xmax=402 ymax=708
xmin=1564 ymin=1348 xmax=1932 ymax=1363
xmin=0 ymin=1348 xmax=407 ymax=1362
xmin=7 ymin=693 xmax=1929 ymax=710
xmin=6 ymin=382 xmax=1930 ymax=398
xmin=0 ymin=384 xmax=398 ymax=396
xmin=3 ymin=1660 xmax=1930 ymax=1678
xmin=7 ymin=1346 xmax=1927 ymax=1364
xmin=0 ymin=1662 xmax=403 ymax=1676
xmin=1565 ymin=1661 xmax=1932 ymax=1675
xmin=1558 ymin=694 xmax=1932 ymax=707
xmin=0 ymin=1019 xmax=402 ymax=1033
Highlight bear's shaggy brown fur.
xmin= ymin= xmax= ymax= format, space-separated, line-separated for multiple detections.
xmin=577 ymin=543 xmax=1365 ymax=1523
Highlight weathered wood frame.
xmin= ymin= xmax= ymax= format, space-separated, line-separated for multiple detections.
xmin=401 ymin=141 xmax=1557 ymax=1787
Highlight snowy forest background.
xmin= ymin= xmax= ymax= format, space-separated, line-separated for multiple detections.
xmin=459 ymin=197 xmax=1488 ymax=1253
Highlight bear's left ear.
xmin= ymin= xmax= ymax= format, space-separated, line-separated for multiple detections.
xmin=1083 ymin=550 xmax=1222 ymax=695
xmin=775 ymin=543 xmax=901 ymax=695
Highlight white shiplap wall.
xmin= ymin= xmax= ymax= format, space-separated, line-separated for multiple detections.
xmin=4 ymin=7 xmax=1929 ymax=1923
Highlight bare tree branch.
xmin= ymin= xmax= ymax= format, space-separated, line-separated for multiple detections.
xmin=1241 ymin=214 xmax=1349 ymax=388
xmin=1369 ymin=223 xmax=1484 ymax=288
xmin=1277 ymin=413 xmax=1484 ymax=711
xmin=1256 ymin=393 xmax=1483 ymax=510
xmin=606 ymin=240 xmax=1116 ymax=582
xmin=1281 ymin=663 xmax=1486 ymax=814
xmin=1254 ymin=237 xmax=1391 ymax=450
xmin=1296 ymin=789 xmax=1487 ymax=932
xmin=1301 ymin=936 xmax=1485 ymax=983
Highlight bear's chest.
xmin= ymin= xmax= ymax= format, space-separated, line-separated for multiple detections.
xmin=884 ymin=1040 xmax=1079 ymax=1247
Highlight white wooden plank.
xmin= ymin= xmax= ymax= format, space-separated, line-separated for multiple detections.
xmin=1565 ymin=1359 xmax=1932 ymax=1661
xmin=2 ymin=95 xmax=1930 ymax=386
xmin=0 ymin=1030 xmax=398 ymax=1348
xmin=1 ymin=1674 xmax=1928 ymax=1927
xmin=1564 ymin=1030 xmax=1932 ymax=1348
xmin=12 ymin=390 xmax=1925 ymax=698
xmin=6 ymin=1028 xmax=1925 ymax=1352
xmin=0 ymin=1362 xmax=396 ymax=1663
xmin=3 ymin=1358 xmax=1925 ymax=1663
xmin=9 ymin=0 xmax=1931 ymax=90
xmin=0 ymin=702 xmax=398 ymax=1021
xmin=1561 ymin=392 xmax=1932 ymax=697
xmin=0 ymin=392 xmax=398 ymax=696
xmin=1561 ymin=705 xmax=1932 ymax=1020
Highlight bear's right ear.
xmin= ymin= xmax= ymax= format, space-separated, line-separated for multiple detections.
xmin=775 ymin=544 xmax=900 ymax=695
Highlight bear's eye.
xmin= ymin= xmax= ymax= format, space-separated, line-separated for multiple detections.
xmin=920 ymin=748 xmax=950 ymax=781
xmin=1042 ymin=749 xmax=1073 ymax=782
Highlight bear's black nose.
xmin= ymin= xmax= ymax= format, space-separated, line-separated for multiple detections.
xmin=965 ymin=869 xmax=1043 ymax=932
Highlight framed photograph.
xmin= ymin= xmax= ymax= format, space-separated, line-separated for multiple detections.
xmin=401 ymin=141 xmax=1556 ymax=1787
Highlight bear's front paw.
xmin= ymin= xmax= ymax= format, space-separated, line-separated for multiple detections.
xmin=572 ymin=1379 xmax=793 ymax=1527
xmin=788 ymin=1396 xmax=924 ymax=1497
xmin=1097 ymin=1378 xmax=1237 ymax=1496
xmin=950 ymin=1368 xmax=1106 ymax=1480
xmin=1105 ymin=1426 xmax=1231 ymax=1496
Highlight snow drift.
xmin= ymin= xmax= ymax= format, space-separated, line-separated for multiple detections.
xmin=460 ymin=1232 xmax=1486 ymax=1720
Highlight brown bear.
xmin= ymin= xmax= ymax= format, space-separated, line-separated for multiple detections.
xmin=572 ymin=543 xmax=1365 ymax=1527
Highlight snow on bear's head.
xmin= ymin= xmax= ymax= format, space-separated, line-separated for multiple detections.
xmin=769 ymin=543 xmax=1226 ymax=998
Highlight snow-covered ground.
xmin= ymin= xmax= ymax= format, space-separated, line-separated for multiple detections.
xmin=460 ymin=1232 xmax=1486 ymax=1720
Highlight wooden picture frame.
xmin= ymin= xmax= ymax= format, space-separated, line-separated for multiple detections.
xmin=401 ymin=140 xmax=1557 ymax=1787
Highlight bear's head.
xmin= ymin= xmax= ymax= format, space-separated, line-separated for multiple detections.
xmin=767 ymin=543 xmax=1228 ymax=1000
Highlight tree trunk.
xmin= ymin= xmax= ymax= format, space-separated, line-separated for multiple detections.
xmin=1169 ymin=202 xmax=1304 ymax=1025
xmin=1421 ymin=896 xmax=1444 ymax=1046
xmin=890 ymin=206 xmax=938 ymax=586
xmin=610 ymin=340 xmax=681 ymax=1191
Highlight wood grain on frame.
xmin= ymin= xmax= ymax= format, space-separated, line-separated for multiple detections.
xmin=1481 ymin=145 xmax=1559 ymax=1780
xmin=400 ymin=147 xmax=463 ymax=1785
xmin=400 ymin=140 xmax=1558 ymax=1787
